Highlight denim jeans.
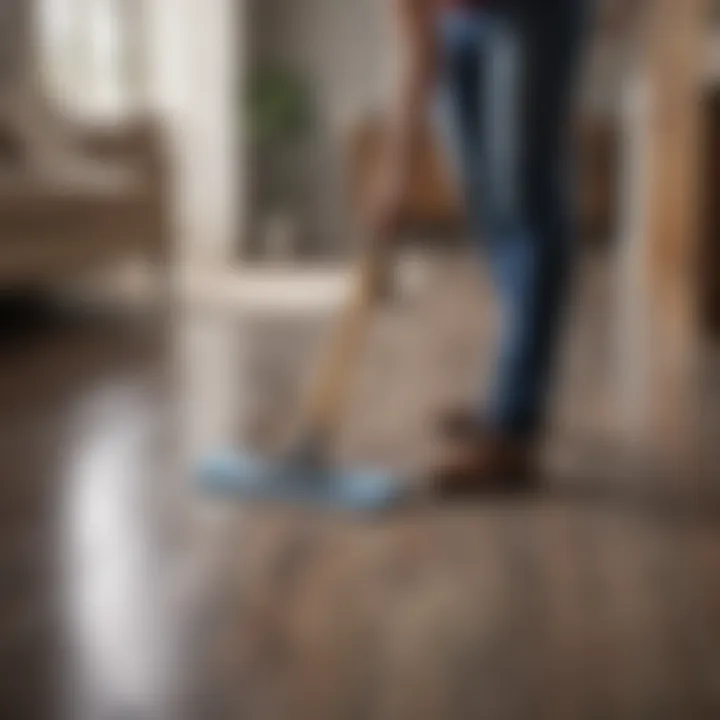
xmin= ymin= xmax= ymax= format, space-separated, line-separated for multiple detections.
xmin=437 ymin=0 xmax=591 ymax=438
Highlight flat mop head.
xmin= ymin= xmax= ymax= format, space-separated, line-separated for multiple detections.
xmin=198 ymin=450 xmax=405 ymax=512
xmin=197 ymin=243 xmax=403 ymax=513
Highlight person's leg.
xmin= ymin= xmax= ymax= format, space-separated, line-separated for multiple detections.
xmin=480 ymin=0 xmax=590 ymax=441
xmin=433 ymin=1 xmax=591 ymax=491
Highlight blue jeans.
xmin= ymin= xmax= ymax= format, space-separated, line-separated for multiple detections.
xmin=437 ymin=0 xmax=590 ymax=439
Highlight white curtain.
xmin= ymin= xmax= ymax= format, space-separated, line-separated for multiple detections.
xmin=39 ymin=0 xmax=148 ymax=121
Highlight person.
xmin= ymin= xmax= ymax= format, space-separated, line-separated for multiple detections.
xmin=369 ymin=0 xmax=595 ymax=494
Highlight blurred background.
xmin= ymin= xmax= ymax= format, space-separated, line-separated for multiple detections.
xmin=0 ymin=1 xmax=719 ymax=719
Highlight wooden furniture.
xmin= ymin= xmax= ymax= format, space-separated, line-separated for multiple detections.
xmin=578 ymin=115 xmax=619 ymax=244
xmin=0 ymin=119 xmax=170 ymax=290
xmin=346 ymin=113 xmax=619 ymax=243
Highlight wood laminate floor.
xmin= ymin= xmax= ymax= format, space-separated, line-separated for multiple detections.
xmin=0 ymin=255 xmax=719 ymax=719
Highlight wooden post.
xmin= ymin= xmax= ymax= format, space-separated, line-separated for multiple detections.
xmin=643 ymin=0 xmax=708 ymax=345
xmin=619 ymin=0 xmax=710 ymax=451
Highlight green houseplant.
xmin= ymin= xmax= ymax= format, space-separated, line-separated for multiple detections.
xmin=248 ymin=65 xmax=312 ymax=148
xmin=247 ymin=64 xmax=314 ymax=260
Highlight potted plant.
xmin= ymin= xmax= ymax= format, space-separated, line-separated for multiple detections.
xmin=247 ymin=64 xmax=313 ymax=261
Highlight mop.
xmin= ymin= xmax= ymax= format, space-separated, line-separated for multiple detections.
xmin=198 ymin=244 xmax=406 ymax=512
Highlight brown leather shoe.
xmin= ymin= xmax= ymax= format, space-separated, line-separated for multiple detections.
xmin=437 ymin=405 xmax=484 ymax=439
xmin=430 ymin=433 xmax=540 ymax=498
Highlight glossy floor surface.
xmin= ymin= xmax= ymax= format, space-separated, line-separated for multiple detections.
xmin=1 ymin=254 xmax=719 ymax=719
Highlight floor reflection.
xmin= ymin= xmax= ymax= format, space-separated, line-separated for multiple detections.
xmin=62 ymin=383 xmax=177 ymax=719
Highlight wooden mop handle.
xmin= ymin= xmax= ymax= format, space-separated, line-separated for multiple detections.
xmin=300 ymin=244 xmax=386 ymax=443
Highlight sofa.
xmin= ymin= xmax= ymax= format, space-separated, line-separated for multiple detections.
xmin=0 ymin=118 xmax=171 ymax=292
